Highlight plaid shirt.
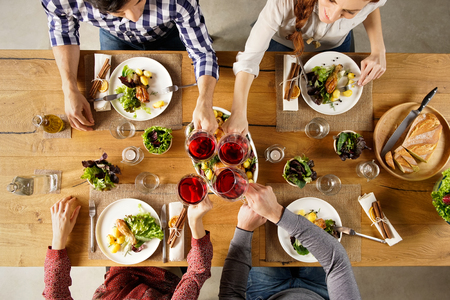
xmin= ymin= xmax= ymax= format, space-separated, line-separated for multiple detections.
xmin=41 ymin=0 xmax=218 ymax=80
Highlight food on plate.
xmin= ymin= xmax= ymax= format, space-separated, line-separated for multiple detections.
xmin=81 ymin=153 xmax=121 ymax=191
xmin=290 ymin=210 xmax=338 ymax=256
xmin=432 ymin=168 xmax=450 ymax=223
xmin=385 ymin=151 xmax=395 ymax=170
xmin=153 ymin=100 xmax=165 ymax=108
xmin=283 ymin=156 xmax=317 ymax=189
xmin=107 ymin=204 xmax=164 ymax=256
xmin=306 ymin=64 xmax=355 ymax=108
xmin=142 ymin=126 xmax=173 ymax=154
xmin=115 ymin=65 xmax=156 ymax=117
xmin=335 ymin=131 xmax=371 ymax=161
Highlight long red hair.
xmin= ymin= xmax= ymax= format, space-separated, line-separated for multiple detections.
xmin=288 ymin=0 xmax=380 ymax=56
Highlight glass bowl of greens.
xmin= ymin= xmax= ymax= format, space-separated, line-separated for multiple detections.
xmin=432 ymin=168 xmax=450 ymax=225
xmin=333 ymin=130 xmax=371 ymax=161
xmin=283 ymin=156 xmax=318 ymax=189
xmin=142 ymin=126 xmax=173 ymax=155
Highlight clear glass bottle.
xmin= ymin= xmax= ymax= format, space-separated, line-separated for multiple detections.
xmin=32 ymin=114 xmax=65 ymax=133
xmin=7 ymin=174 xmax=58 ymax=196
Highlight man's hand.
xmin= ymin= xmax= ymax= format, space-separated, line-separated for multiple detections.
xmin=192 ymin=75 xmax=218 ymax=133
xmin=245 ymin=183 xmax=284 ymax=224
xmin=237 ymin=203 xmax=266 ymax=232
xmin=51 ymin=196 xmax=81 ymax=250
xmin=188 ymin=196 xmax=213 ymax=239
xmin=64 ymin=89 xmax=95 ymax=131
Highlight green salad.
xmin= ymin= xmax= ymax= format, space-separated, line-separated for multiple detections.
xmin=124 ymin=204 xmax=164 ymax=248
xmin=81 ymin=153 xmax=121 ymax=191
xmin=431 ymin=168 xmax=450 ymax=223
xmin=283 ymin=156 xmax=317 ymax=189
xmin=142 ymin=126 xmax=173 ymax=154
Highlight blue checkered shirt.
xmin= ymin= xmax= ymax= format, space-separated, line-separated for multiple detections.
xmin=41 ymin=0 xmax=218 ymax=80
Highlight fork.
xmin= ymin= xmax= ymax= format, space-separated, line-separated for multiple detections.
xmin=161 ymin=82 xmax=197 ymax=94
xmin=89 ymin=199 xmax=96 ymax=252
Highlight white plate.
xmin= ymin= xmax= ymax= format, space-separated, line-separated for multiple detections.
xmin=96 ymin=198 xmax=161 ymax=265
xmin=300 ymin=51 xmax=363 ymax=115
xmin=188 ymin=106 xmax=259 ymax=183
xmin=277 ymin=197 xmax=342 ymax=263
xmin=109 ymin=57 xmax=173 ymax=121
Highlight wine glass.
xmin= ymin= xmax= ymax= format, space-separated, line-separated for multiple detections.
xmin=210 ymin=167 xmax=249 ymax=202
xmin=217 ymin=133 xmax=250 ymax=166
xmin=185 ymin=129 xmax=217 ymax=163
xmin=177 ymin=174 xmax=208 ymax=206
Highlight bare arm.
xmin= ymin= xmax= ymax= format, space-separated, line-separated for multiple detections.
xmin=52 ymin=45 xmax=95 ymax=131
xmin=359 ymin=8 xmax=386 ymax=86
xmin=192 ymin=75 xmax=218 ymax=133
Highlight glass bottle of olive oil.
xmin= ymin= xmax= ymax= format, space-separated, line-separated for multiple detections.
xmin=32 ymin=114 xmax=65 ymax=133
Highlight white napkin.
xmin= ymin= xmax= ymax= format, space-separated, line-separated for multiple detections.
xmin=168 ymin=202 xmax=185 ymax=261
xmin=282 ymin=55 xmax=299 ymax=111
xmin=358 ymin=192 xmax=402 ymax=246
xmin=93 ymin=53 xmax=112 ymax=112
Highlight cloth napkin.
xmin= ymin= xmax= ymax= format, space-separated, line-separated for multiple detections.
xmin=282 ymin=55 xmax=299 ymax=111
xmin=168 ymin=202 xmax=185 ymax=261
xmin=358 ymin=192 xmax=402 ymax=246
xmin=93 ymin=53 xmax=112 ymax=112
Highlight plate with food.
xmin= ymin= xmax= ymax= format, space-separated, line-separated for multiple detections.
xmin=278 ymin=197 xmax=342 ymax=263
xmin=96 ymin=198 xmax=163 ymax=264
xmin=300 ymin=51 xmax=362 ymax=115
xmin=109 ymin=57 xmax=172 ymax=121
xmin=374 ymin=102 xmax=450 ymax=181
xmin=186 ymin=107 xmax=259 ymax=184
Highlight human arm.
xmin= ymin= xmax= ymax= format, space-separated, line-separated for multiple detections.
xmin=43 ymin=196 xmax=81 ymax=300
xmin=192 ymin=75 xmax=218 ymax=133
xmin=359 ymin=8 xmax=386 ymax=86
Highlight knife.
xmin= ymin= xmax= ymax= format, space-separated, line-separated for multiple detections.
xmin=380 ymin=87 xmax=438 ymax=158
xmin=161 ymin=204 xmax=167 ymax=263
xmin=335 ymin=226 xmax=387 ymax=244
xmin=93 ymin=93 xmax=124 ymax=102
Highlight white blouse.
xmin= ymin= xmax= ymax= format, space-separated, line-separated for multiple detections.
xmin=233 ymin=0 xmax=387 ymax=77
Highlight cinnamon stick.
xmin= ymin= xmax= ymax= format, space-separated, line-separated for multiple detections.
xmin=375 ymin=201 xmax=393 ymax=239
xmin=286 ymin=64 xmax=301 ymax=101
xmin=167 ymin=207 xmax=187 ymax=247
xmin=284 ymin=62 xmax=297 ymax=99
xmin=89 ymin=58 xmax=111 ymax=99
xmin=372 ymin=201 xmax=387 ymax=239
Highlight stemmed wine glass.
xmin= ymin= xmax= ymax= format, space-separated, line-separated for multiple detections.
xmin=210 ymin=167 xmax=249 ymax=202
xmin=217 ymin=133 xmax=250 ymax=166
xmin=177 ymin=174 xmax=208 ymax=206
xmin=185 ymin=129 xmax=217 ymax=163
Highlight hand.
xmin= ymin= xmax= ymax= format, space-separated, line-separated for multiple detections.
xmin=222 ymin=111 xmax=248 ymax=136
xmin=64 ymin=89 xmax=95 ymax=131
xmin=51 ymin=196 xmax=81 ymax=250
xmin=192 ymin=99 xmax=218 ymax=134
xmin=188 ymin=196 xmax=213 ymax=239
xmin=237 ymin=203 xmax=266 ymax=232
xmin=245 ymin=183 xmax=284 ymax=224
xmin=358 ymin=52 xmax=386 ymax=86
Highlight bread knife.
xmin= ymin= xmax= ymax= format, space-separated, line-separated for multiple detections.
xmin=380 ymin=87 xmax=438 ymax=158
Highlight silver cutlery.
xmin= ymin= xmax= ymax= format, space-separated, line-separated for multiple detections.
xmin=335 ymin=226 xmax=386 ymax=244
xmin=161 ymin=82 xmax=197 ymax=94
xmin=93 ymin=93 xmax=124 ymax=102
xmin=89 ymin=199 xmax=96 ymax=252
xmin=161 ymin=204 xmax=167 ymax=263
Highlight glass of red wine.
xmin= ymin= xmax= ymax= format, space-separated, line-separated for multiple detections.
xmin=218 ymin=133 xmax=250 ymax=166
xmin=177 ymin=174 xmax=208 ymax=205
xmin=186 ymin=129 xmax=217 ymax=163
xmin=211 ymin=167 xmax=249 ymax=202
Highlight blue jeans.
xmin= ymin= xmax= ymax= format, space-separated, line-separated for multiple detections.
xmin=99 ymin=25 xmax=186 ymax=51
xmin=267 ymin=30 xmax=354 ymax=53
xmin=246 ymin=267 xmax=329 ymax=300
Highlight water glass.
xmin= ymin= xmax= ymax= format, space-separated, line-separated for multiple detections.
xmin=316 ymin=174 xmax=341 ymax=196
xmin=121 ymin=146 xmax=144 ymax=165
xmin=110 ymin=118 xmax=135 ymax=139
xmin=356 ymin=160 xmax=380 ymax=182
xmin=135 ymin=172 xmax=160 ymax=194
xmin=264 ymin=144 xmax=285 ymax=163
xmin=305 ymin=117 xmax=330 ymax=139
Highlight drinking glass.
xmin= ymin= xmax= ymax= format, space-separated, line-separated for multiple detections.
xmin=316 ymin=174 xmax=341 ymax=196
xmin=109 ymin=118 xmax=135 ymax=139
xmin=264 ymin=144 xmax=285 ymax=163
xmin=186 ymin=129 xmax=217 ymax=163
xmin=211 ymin=167 xmax=249 ymax=202
xmin=305 ymin=117 xmax=330 ymax=139
xmin=121 ymin=146 xmax=145 ymax=165
xmin=135 ymin=172 xmax=160 ymax=194
xmin=177 ymin=174 xmax=208 ymax=205
xmin=356 ymin=160 xmax=380 ymax=182
xmin=218 ymin=133 xmax=250 ymax=166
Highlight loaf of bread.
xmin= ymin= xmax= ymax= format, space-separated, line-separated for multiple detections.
xmin=385 ymin=151 xmax=395 ymax=170
xmin=393 ymin=152 xmax=414 ymax=174
xmin=394 ymin=146 xmax=419 ymax=172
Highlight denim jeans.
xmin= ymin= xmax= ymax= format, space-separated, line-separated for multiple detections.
xmin=246 ymin=267 xmax=329 ymax=300
xmin=99 ymin=25 xmax=186 ymax=51
xmin=267 ymin=30 xmax=354 ymax=53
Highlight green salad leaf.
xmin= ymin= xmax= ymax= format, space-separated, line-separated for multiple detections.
xmin=142 ymin=126 xmax=173 ymax=154
xmin=431 ymin=168 xmax=450 ymax=223
xmin=293 ymin=239 xmax=310 ymax=255
xmin=124 ymin=204 xmax=164 ymax=248
xmin=80 ymin=153 xmax=120 ymax=191
xmin=115 ymin=85 xmax=142 ymax=113
xmin=282 ymin=156 xmax=317 ymax=189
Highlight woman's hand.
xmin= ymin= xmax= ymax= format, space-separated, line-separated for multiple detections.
xmin=237 ymin=203 xmax=266 ymax=232
xmin=245 ymin=183 xmax=284 ymax=224
xmin=188 ymin=196 xmax=213 ymax=239
xmin=51 ymin=196 xmax=81 ymax=250
xmin=222 ymin=111 xmax=248 ymax=136
xmin=358 ymin=51 xmax=386 ymax=86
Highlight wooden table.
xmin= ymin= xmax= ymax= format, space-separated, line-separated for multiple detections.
xmin=1 ymin=50 xmax=450 ymax=267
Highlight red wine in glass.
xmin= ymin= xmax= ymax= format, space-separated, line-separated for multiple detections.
xmin=218 ymin=134 xmax=249 ymax=166
xmin=187 ymin=131 xmax=217 ymax=162
xmin=178 ymin=175 xmax=208 ymax=205
xmin=213 ymin=168 xmax=248 ymax=201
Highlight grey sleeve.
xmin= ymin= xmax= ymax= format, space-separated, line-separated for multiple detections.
xmin=277 ymin=209 xmax=362 ymax=300
xmin=218 ymin=227 xmax=253 ymax=300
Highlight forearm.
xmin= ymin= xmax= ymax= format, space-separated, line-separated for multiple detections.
xmin=43 ymin=248 xmax=73 ymax=300
xmin=196 ymin=75 xmax=216 ymax=107
xmin=52 ymin=45 xmax=81 ymax=95
xmin=363 ymin=8 xmax=385 ymax=54
xmin=231 ymin=71 xmax=254 ymax=116
xmin=189 ymin=219 xmax=206 ymax=240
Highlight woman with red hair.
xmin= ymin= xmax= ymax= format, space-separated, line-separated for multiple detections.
xmin=223 ymin=0 xmax=387 ymax=135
